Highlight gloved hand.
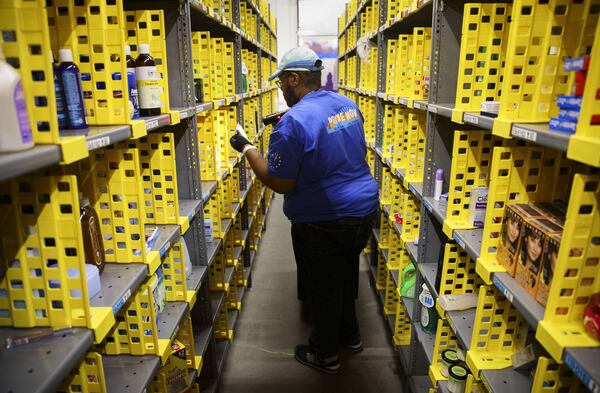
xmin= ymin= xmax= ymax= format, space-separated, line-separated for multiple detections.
xmin=230 ymin=130 xmax=252 ymax=153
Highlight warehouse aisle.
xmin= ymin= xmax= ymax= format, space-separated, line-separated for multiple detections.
xmin=220 ymin=195 xmax=406 ymax=393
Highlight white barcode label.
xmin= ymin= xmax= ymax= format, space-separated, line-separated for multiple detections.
xmin=429 ymin=106 xmax=438 ymax=113
xmin=453 ymin=232 xmax=465 ymax=250
xmin=87 ymin=136 xmax=110 ymax=150
xmin=146 ymin=119 xmax=159 ymax=130
xmin=493 ymin=275 xmax=514 ymax=302
xmin=464 ymin=114 xmax=479 ymax=124
xmin=512 ymin=126 xmax=537 ymax=142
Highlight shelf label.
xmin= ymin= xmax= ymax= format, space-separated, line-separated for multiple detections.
xmin=492 ymin=275 xmax=514 ymax=303
xmin=423 ymin=199 xmax=432 ymax=212
xmin=146 ymin=119 xmax=159 ymax=130
xmin=512 ymin=126 xmax=537 ymax=142
xmin=429 ymin=106 xmax=438 ymax=114
xmin=87 ymin=136 xmax=110 ymax=150
xmin=453 ymin=232 xmax=466 ymax=250
xmin=464 ymin=114 xmax=479 ymax=125
xmin=480 ymin=372 xmax=492 ymax=393
xmin=160 ymin=241 xmax=171 ymax=258
xmin=565 ymin=353 xmax=599 ymax=393
xmin=113 ymin=289 xmax=132 ymax=315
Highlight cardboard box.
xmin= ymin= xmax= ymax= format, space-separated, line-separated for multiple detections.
xmin=497 ymin=204 xmax=545 ymax=276
xmin=468 ymin=187 xmax=488 ymax=227
xmin=515 ymin=218 xmax=563 ymax=296
xmin=535 ymin=233 xmax=561 ymax=306
xmin=534 ymin=202 xmax=567 ymax=224
xmin=152 ymin=340 xmax=189 ymax=393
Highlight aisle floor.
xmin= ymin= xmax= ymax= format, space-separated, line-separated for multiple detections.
xmin=220 ymin=195 xmax=406 ymax=393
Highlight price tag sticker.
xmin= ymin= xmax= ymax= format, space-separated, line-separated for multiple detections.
xmin=565 ymin=353 xmax=599 ymax=393
xmin=87 ymin=136 xmax=110 ymax=151
xmin=429 ymin=105 xmax=438 ymax=114
xmin=453 ymin=232 xmax=465 ymax=250
xmin=493 ymin=275 xmax=514 ymax=302
xmin=160 ymin=241 xmax=171 ymax=258
xmin=464 ymin=114 xmax=479 ymax=125
xmin=146 ymin=119 xmax=159 ymax=130
xmin=512 ymin=126 xmax=537 ymax=142
xmin=113 ymin=289 xmax=131 ymax=315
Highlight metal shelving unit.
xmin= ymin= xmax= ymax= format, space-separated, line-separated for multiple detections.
xmin=104 ymin=355 xmax=161 ymax=393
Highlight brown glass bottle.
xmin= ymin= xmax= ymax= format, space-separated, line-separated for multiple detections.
xmin=80 ymin=198 xmax=105 ymax=273
xmin=135 ymin=43 xmax=162 ymax=116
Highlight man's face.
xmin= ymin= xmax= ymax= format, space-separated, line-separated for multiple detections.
xmin=278 ymin=72 xmax=300 ymax=107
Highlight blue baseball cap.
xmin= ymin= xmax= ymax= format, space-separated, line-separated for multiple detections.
xmin=268 ymin=46 xmax=324 ymax=81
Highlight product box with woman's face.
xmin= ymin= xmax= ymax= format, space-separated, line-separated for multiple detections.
xmin=535 ymin=233 xmax=560 ymax=305
xmin=515 ymin=218 xmax=563 ymax=297
xmin=497 ymin=204 xmax=545 ymax=276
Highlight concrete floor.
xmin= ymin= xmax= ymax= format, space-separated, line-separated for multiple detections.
xmin=220 ymin=195 xmax=406 ymax=393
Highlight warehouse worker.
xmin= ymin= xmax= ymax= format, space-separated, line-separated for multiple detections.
xmin=230 ymin=46 xmax=378 ymax=374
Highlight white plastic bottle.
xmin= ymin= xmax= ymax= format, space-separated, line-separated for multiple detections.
xmin=0 ymin=45 xmax=34 ymax=152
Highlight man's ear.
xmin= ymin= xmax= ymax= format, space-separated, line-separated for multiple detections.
xmin=289 ymin=72 xmax=300 ymax=87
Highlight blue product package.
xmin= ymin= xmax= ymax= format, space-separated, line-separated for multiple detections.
xmin=549 ymin=117 xmax=577 ymax=133
xmin=558 ymin=109 xmax=580 ymax=122
xmin=57 ymin=49 xmax=87 ymax=129
xmin=563 ymin=56 xmax=589 ymax=72
xmin=127 ymin=68 xmax=140 ymax=119
xmin=53 ymin=64 xmax=69 ymax=129
xmin=556 ymin=95 xmax=583 ymax=110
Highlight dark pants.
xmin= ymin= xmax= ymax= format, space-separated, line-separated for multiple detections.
xmin=291 ymin=212 xmax=375 ymax=359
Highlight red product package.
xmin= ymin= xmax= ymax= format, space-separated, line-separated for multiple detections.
xmin=583 ymin=292 xmax=600 ymax=340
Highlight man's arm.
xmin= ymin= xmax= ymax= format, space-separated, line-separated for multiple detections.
xmin=244 ymin=148 xmax=296 ymax=194
xmin=230 ymin=131 xmax=297 ymax=194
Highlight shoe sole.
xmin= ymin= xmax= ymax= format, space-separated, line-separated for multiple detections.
xmin=345 ymin=345 xmax=363 ymax=353
xmin=294 ymin=354 xmax=341 ymax=374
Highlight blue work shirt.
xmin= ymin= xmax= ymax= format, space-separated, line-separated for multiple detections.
xmin=267 ymin=89 xmax=378 ymax=223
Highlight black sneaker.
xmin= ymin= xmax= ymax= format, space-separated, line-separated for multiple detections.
xmin=294 ymin=344 xmax=341 ymax=374
xmin=343 ymin=339 xmax=363 ymax=353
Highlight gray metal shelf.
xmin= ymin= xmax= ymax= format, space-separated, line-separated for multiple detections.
xmin=215 ymin=338 xmax=230 ymax=376
xmin=227 ymin=309 xmax=238 ymax=333
xmin=414 ymin=323 xmax=435 ymax=364
xmin=210 ymin=291 xmax=226 ymax=324
xmin=461 ymin=112 xmax=494 ymax=130
xmin=90 ymin=263 xmax=148 ymax=315
xmin=428 ymin=103 xmax=454 ymax=118
xmin=423 ymin=197 xmax=447 ymax=227
xmin=206 ymin=238 xmax=223 ymax=266
xmin=419 ymin=263 xmax=439 ymax=298
xmin=157 ymin=301 xmax=188 ymax=341
xmin=225 ymin=266 xmax=235 ymax=286
xmin=413 ymin=100 xmax=429 ymax=111
xmin=175 ymin=106 xmax=196 ymax=120
xmin=179 ymin=199 xmax=203 ymax=226
xmin=0 ymin=327 xmax=93 ymax=393
xmin=193 ymin=324 xmax=214 ymax=357
xmin=564 ymin=347 xmax=600 ymax=393
xmin=143 ymin=114 xmax=171 ymax=132
xmin=103 ymin=355 xmax=160 ymax=393
xmin=61 ymin=124 xmax=131 ymax=152
xmin=201 ymin=181 xmax=218 ymax=204
xmin=492 ymin=273 xmax=544 ymax=329
xmin=382 ymin=248 xmax=389 ymax=263
xmin=481 ymin=368 xmax=532 ymax=393
xmin=453 ymin=228 xmax=482 ymax=262
xmin=409 ymin=181 xmax=424 ymax=201
xmin=147 ymin=224 xmax=180 ymax=259
xmin=187 ymin=265 xmax=207 ymax=292
xmin=196 ymin=102 xmax=214 ymax=114
xmin=446 ymin=308 xmax=475 ymax=350
xmin=393 ymin=221 xmax=403 ymax=238
xmin=402 ymin=297 xmax=415 ymax=322
xmin=386 ymin=314 xmax=396 ymax=333
xmin=391 ymin=268 xmax=400 ymax=288
xmin=406 ymin=242 xmax=419 ymax=264
xmin=0 ymin=144 xmax=61 ymax=182
xmin=511 ymin=123 xmax=570 ymax=152
xmin=372 ymin=227 xmax=381 ymax=244
xmin=221 ymin=218 xmax=233 ymax=235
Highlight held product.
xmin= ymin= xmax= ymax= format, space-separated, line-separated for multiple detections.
xmin=80 ymin=198 xmax=105 ymax=273
xmin=135 ymin=44 xmax=162 ymax=116
xmin=125 ymin=45 xmax=140 ymax=119
xmin=57 ymin=49 xmax=88 ymax=129
xmin=0 ymin=45 xmax=33 ymax=152
xmin=262 ymin=109 xmax=289 ymax=126
xmin=583 ymin=292 xmax=600 ymax=340
xmin=434 ymin=168 xmax=443 ymax=201
xmin=468 ymin=187 xmax=488 ymax=227
xmin=447 ymin=364 xmax=469 ymax=393
xmin=401 ymin=263 xmax=416 ymax=298
xmin=419 ymin=283 xmax=436 ymax=334
xmin=440 ymin=349 xmax=461 ymax=378
xmin=53 ymin=54 xmax=68 ymax=130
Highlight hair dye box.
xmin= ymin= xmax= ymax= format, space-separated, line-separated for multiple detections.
xmin=515 ymin=218 xmax=563 ymax=297
xmin=497 ymin=204 xmax=545 ymax=276
xmin=535 ymin=233 xmax=561 ymax=306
